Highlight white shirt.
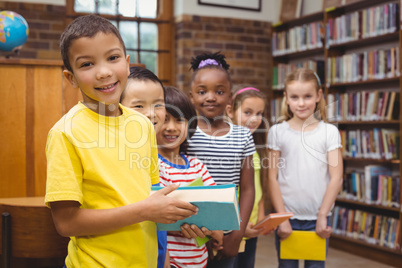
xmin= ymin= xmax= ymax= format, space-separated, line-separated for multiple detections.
xmin=267 ymin=121 xmax=342 ymax=220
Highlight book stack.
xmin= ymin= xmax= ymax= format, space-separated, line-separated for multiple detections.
xmin=272 ymin=21 xmax=323 ymax=56
xmin=331 ymin=206 xmax=400 ymax=250
xmin=327 ymin=91 xmax=400 ymax=122
xmin=326 ymin=47 xmax=400 ymax=84
xmin=339 ymin=167 xmax=400 ymax=207
xmin=339 ymin=128 xmax=400 ymax=160
xmin=326 ymin=2 xmax=398 ymax=47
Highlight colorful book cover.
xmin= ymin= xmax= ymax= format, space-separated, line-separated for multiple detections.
xmin=252 ymin=212 xmax=294 ymax=233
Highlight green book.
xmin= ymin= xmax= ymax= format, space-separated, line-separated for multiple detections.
xmin=186 ymin=178 xmax=211 ymax=247
xmin=151 ymin=184 xmax=240 ymax=232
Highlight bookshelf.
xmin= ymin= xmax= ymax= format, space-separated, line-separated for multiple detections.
xmin=271 ymin=11 xmax=325 ymax=122
xmin=270 ymin=0 xmax=402 ymax=265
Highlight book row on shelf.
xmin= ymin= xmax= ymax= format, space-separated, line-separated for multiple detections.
xmin=271 ymin=93 xmax=399 ymax=125
xmin=272 ymin=21 xmax=323 ymax=56
xmin=326 ymin=2 xmax=398 ymax=47
xmin=270 ymin=97 xmax=283 ymax=123
xmin=331 ymin=206 xmax=400 ymax=251
xmin=327 ymin=91 xmax=400 ymax=122
xmin=272 ymin=60 xmax=325 ymax=90
xmin=326 ymin=46 xmax=400 ymax=85
xmin=340 ymin=128 xmax=400 ymax=160
xmin=340 ymin=165 xmax=400 ymax=207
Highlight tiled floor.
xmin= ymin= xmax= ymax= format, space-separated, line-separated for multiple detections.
xmin=255 ymin=234 xmax=396 ymax=268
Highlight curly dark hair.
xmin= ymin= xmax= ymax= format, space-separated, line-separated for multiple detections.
xmin=189 ymin=51 xmax=232 ymax=88
xmin=189 ymin=51 xmax=230 ymax=71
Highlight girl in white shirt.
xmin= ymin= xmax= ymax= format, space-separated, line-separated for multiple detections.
xmin=267 ymin=68 xmax=343 ymax=267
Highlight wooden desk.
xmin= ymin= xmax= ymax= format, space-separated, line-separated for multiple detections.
xmin=0 ymin=197 xmax=69 ymax=268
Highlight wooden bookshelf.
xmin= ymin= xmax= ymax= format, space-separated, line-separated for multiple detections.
xmin=270 ymin=0 xmax=402 ymax=263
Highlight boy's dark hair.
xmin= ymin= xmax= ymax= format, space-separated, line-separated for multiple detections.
xmin=60 ymin=15 xmax=126 ymax=72
xmin=120 ymin=66 xmax=165 ymax=102
xmin=190 ymin=51 xmax=232 ymax=87
xmin=164 ymin=86 xmax=197 ymax=154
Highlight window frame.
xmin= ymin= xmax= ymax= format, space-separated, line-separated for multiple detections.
xmin=65 ymin=0 xmax=174 ymax=85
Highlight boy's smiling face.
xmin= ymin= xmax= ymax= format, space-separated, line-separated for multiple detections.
xmin=64 ymin=32 xmax=130 ymax=115
xmin=121 ymin=79 xmax=166 ymax=133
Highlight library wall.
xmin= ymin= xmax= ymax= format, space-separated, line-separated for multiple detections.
xmin=0 ymin=59 xmax=80 ymax=198
xmin=175 ymin=15 xmax=272 ymax=93
xmin=0 ymin=1 xmax=65 ymax=60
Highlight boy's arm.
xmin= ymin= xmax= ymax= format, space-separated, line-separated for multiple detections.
xmin=218 ymin=154 xmax=254 ymax=259
xmin=50 ymin=184 xmax=198 ymax=237
xmin=316 ymin=148 xmax=343 ymax=238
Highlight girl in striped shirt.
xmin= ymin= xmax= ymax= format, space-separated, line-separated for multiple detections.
xmin=187 ymin=52 xmax=256 ymax=268
xmin=157 ymin=86 xmax=223 ymax=268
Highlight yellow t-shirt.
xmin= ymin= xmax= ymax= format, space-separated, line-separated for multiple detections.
xmin=249 ymin=152 xmax=262 ymax=225
xmin=45 ymin=103 xmax=159 ymax=268
xmin=238 ymin=152 xmax=263 ymax=237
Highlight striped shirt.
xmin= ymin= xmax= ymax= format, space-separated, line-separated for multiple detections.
xmin=158 ymin=154 xmax=215 ymax=268
xmin=187 ymin=123 xmax=256 ymax=186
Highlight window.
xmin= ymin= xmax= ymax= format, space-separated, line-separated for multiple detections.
xmin=66 ymin=0 xmax=174 ymax=84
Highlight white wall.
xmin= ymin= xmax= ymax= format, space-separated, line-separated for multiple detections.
xmin=4 ymin=0 xmax=322 ymax=23
xmin=4 ymin=0 xmax=65 ymax=5
xmin=175 ymin=0 xmax=280 ymax=22
xmin=301 ymin=0 xmax=323 ymax=15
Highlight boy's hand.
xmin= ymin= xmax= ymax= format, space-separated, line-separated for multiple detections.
xmin=145 ymin=184 xmax=198 ymax=224
xmin=209 ymin=230 xmax=223 ymax=251
xmin=180 ymin=224 xmax=204 ymax=239
xmin=244 ymin=222 xmax=262 ymax=238
xmin=215 ymin=232 xmax=242 ymax=260
xmin=179 ymin=224 xmax=223 ymax=249
xmin=277 ymin=220 xmax=292 ymax=241
xmin=316 ymin=215 xmax=332 ymax=238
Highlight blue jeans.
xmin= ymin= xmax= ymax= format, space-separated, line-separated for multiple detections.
xmin=207 ymin=256 xmax=237 ymax=268
xmin=275 ymin=218 xmax=329 ymax=268
xmin=234 ymin=237 xmax=258 ymax=268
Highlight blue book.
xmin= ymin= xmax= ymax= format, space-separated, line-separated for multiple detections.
xmin=151 ymin=184 xmax=240 ymax=231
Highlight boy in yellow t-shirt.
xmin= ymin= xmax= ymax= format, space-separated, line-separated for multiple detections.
xmin=45 ymin=15 xmax=198 ymax=268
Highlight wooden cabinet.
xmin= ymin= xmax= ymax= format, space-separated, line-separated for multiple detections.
xmin=0 ymin=59 xmax=80 ymax=198
xmin=269 ymin=0 xmax=402 ymax=265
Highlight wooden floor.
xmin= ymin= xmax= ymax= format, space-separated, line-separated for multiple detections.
xmin=255 ymin=234 xmax=397 ymax=268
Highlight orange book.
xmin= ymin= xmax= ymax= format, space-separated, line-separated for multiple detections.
xmin=252 ymin=212 xmax=294 ymax=233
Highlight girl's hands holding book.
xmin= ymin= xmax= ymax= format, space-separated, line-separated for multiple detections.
xmin=244 ymin=222 xmax=263 ymax=238
xmin=144 ymin=184 xmax=198 ymax=224
xmin=277 ymin=220 xmax=293 ymax=241
xmin=179 ymin=224 xmax=223 ymax=251
xmin=179 ymin=224 xmax=206 ymax=238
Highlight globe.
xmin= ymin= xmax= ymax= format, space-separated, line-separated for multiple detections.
xmin=0 ymin=11 xmax=29 ymax=52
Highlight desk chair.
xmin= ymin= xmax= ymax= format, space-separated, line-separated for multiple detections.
xmin=0 ymin=197 xmax=69 ymax=268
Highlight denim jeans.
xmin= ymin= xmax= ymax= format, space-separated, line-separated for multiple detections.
xmin=206 ymin=256 xmax=237 ymax=268
xmin=275 ymin=218 xmax=329 ymax=268
xmin=234 ymin=237 xmax=258 ymax=268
